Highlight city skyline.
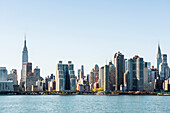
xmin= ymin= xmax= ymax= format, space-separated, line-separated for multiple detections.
xmin=0 ymin=1 xmax=170 ymax=80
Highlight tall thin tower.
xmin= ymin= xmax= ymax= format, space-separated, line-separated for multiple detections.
xmin=155 ymin=43 xmax=162 ymax=69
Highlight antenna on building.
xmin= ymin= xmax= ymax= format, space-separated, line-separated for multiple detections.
xmin=106 ymin=58 xmax=107 ymax=65
xmin=25 ymin=33 xmax=26 ymax=40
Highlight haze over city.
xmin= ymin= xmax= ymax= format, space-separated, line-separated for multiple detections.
xmin=0 ymin=0 xmax=170 ymax=81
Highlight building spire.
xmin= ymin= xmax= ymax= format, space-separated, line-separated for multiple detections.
xmin=155 ymin=43 xmax=162 ymax=69
xmin=23 ymin=34 xmax=27 ymax=51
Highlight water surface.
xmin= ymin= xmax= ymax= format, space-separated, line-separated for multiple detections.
xmin=0 ymin=95 xmax=169 ymax=113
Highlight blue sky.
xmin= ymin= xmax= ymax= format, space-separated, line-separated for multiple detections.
xmin=0 ymin=0 xmax=170 ymax=80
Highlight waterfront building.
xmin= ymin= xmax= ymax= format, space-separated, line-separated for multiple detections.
xmin=0 ymin=67 xmax=13 ymax=91
xmin=154 ymin=77 xmax=164 ymax=91
xmin=7 ymin=69 xmax=18 ymax=85
xmin=163 ymin=77 xmax=170 ymax=91
xmin=114 ymin=51 xmax=125 ymax=91
xmin=56 ymin=61 xmax=76 ymax=91
xmin=155 ymin=44 xmax=162 ymax=69
xmin=36 ymin=80 xmax=44 ymax=91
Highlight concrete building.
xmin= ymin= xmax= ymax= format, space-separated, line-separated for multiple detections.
xmin=114 ymin=51 xmax=125 ymax=91
xmin=56 ymin=61 xmax=76 ymax=91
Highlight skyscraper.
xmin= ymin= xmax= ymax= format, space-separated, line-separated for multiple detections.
xmin=21 ymin=36 xmax=28 ymax=78
xmin=34 ymin=66 xmax=40 ymax=82
xmin=56 ymin=61 xmax=76 ymax=91
xmin=22 ymin=37 xmax=28 ymax=64
xmin=155 ymin=44 xmax=162 ymax=69
xmin=124 ymin=56 xmax=144 ymax=91
xmin=114 ymin=51 xmax=125 ymax=91
xmin=159 ymin=54 xmax=169 ymax=80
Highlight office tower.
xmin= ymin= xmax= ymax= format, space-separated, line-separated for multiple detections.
xmin=143 ymin=62 xmax=153 ymax=91
xmin=7 ymin=69 xmax=18 ymax=85
xmin=86 ymin=74 xmax=89 ymax=83
xmin=89 ymin=69 xmax=95 ymax=89
xmin=80 ymin=65 xmax=84 ymax=79
xmin=114 ymin=51 xmax=125 ymax=91
xmin=104 ymin=65 xmax=110 ymax=91
xmin=0 ymin=67 xmax=13 ymax=91
xmin=20 ymin=62 xmax=33 ymax=91
xmin=34 ymin=66 xmax=40 ymax=81
xmin=103 ymin=62 xmax=116 ymax=92
xmin=56 ymin=61 xmax=76 ymax=91
xmin=136 ymin=57 xmax=144 ymax=91
xmin=99 ymin=66 xmax=104 ymax=88
xmin=125 ymin=59 xmax=128 ymax=72
xmin=155 ymin=44 xmax=162 ymax=69
xmin=78 ymin=69 xmax=81 ymax=80
xmin=124 ymin=56 xmax=144 ymax=91
xmin=154 ymin=76 xmax=164 ymax=91
xmin=94 ymin=64 xmax=99 ymax=88
xmin=78 ymin=65 xmax=84 ymax=84
xmin=109 ymin=62 xmax=116 ymax=91
xmin=159 ymin=54 xmax=169 ymax=79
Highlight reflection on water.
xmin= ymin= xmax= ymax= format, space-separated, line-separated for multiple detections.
xmin=0 ymin=95 xmax=169 ymax=113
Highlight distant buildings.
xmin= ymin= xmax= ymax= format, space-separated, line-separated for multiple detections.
xmin=2 ymin=38 xmax=170 ymax=93
xmin=56 ymin=61 xmax=76 ymax=91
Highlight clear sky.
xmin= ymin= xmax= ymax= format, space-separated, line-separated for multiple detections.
xmin=0 ymin=0 xmax=170 ymax=80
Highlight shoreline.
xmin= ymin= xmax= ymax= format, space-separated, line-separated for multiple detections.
xmin=0 ymin=91 xmax=170 ymax=96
